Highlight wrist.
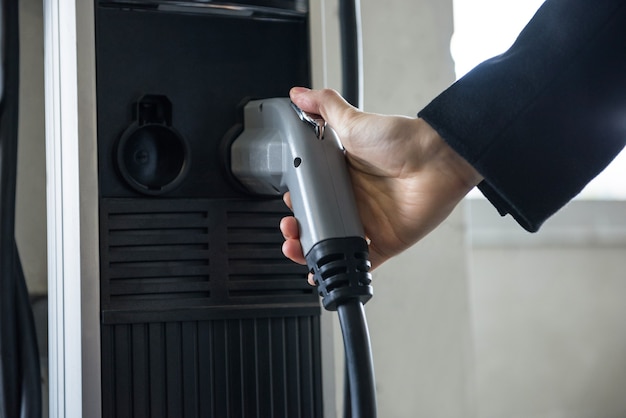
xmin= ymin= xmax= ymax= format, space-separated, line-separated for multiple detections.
xmin=415 ymin=118 xmax=483 ymax=196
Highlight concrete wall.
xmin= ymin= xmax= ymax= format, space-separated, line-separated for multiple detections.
xmin=17 ymin=0 xmax=47 ymax=295
xmin=468 ymin=199 xmax=626 ymax=418
xmin=361 ymin=0 xmax=478 ymax=414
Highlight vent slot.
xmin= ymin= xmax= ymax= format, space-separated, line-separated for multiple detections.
xmin=226 ymin=207 xmax=314 ymax=302
xmin=101 ymin=201 xmax=212 ymax=311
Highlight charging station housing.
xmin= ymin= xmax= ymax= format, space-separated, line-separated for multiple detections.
xmin=94 ymin=1 xmax=323 ymax=416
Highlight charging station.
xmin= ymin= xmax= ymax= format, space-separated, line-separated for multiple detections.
xmin=95 ymin=1 xmax=324 ymax=417
xmin=44 ymin=0 xmax=341 ymax=416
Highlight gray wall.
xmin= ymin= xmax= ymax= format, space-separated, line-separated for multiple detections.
xmin=361 ymin=1 xmax=477 ymax=415
xmin=17 ymin=0 xmax=47 ymax=295
xmin=468 ymin=199 xmax=626 ymax=418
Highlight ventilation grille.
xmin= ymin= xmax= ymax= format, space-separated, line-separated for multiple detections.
xmin=101 ymin=199 xmax=212 ymax=314
xmin=100 ymin=198 xmax=317 ymax=322
xmin=101 ymin=316 xmax=323 ymax=418
xmin=226 ymin=206 xmax=315 ymax=304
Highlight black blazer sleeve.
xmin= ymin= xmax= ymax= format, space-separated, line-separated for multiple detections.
xmin=418 ymin=0 xmax=626 ymax=231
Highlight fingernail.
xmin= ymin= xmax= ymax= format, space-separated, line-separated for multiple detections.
xmin=290 ymin=86 xmax=311 ymax=95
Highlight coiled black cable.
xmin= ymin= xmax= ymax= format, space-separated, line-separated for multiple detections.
xmin=0 ymin=0 xmax=43 ymax=416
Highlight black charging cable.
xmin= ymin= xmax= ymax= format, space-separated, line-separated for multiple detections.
xmin=338 ymin=1 xmax=375 ymax=417
xmin=307 ymin=237 xmax=377 ymax=418
xmin=0 ymin=1 xmax=43 ymax=416
xmin=339 ymin=0 xmax=363 ymax=108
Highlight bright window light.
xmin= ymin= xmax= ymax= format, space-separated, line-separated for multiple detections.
xmin=452 ymin=0 xmax=626 ymax=200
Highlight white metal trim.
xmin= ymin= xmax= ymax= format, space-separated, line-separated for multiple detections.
xmin=44 ymin=0 xmax=101 ymax=417
xmin=44 ymin=0 xmax=81 ymax=414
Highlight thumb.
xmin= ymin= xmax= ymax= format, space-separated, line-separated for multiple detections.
xmin=289 ymin=87 xmax=355 ymax=131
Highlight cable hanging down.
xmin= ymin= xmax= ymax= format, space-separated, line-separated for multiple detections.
xmin=307 ymin=236 xmax=377 ymax=418
xmin=0 ymin=1 xmax=43 ymax=417
xmin=338 ymin=1 xmax=374 ymax=417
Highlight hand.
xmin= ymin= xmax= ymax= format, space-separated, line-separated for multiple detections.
xmin=281 ymin=87 xmax=483 ymax=277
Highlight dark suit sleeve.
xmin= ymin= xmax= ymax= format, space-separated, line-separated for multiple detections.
xmin=418 ymin=0 xmax=626 ymax=231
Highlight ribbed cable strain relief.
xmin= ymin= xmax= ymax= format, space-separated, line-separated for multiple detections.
xmin=306 ymin=237 xmax=373 ymax=311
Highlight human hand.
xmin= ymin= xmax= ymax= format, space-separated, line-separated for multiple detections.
xmin=281 ymin=87 xmax=482 ymax=278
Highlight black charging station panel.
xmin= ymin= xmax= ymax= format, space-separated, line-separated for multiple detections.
xmin=95 ymin=2 xmax=323 ymax=416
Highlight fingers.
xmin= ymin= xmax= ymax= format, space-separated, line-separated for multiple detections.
xmin=279 ymin=216 xmax=314 ymax=284
xmin=281 ymin=238 xmax=307 ymax=266
xmin=283 ymin=191 xmax=292 ymax=211
xmin=279 ymin=216 xmax=306 ymax=266
xmin=289 ymin=87 xmax=355 ymax=131
xmin=279 ymin=215 xmax=299 ymax=241
xmin=280 ymin=193 xmax=305 ymax=265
